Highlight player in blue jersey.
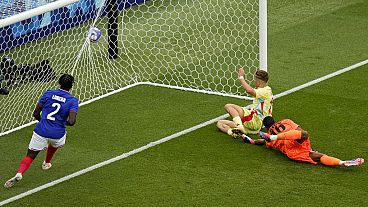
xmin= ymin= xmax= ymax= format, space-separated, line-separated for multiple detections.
xmin=4 ymin=74 xmax=79 ymax=188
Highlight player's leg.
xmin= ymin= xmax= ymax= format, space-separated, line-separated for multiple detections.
xmin=4 ymin=132 xmax=46 ymax=188
xmin=216 ymin=120 xmax=242 ymax=139
xmin=216 ymin=120 xmax=234 ymax=133
xmin=224 ymin=104 xmax=246 ymax=132
xmin=42 ymin=135 xmax=66 ymax=170
xmin=224 ymin=104 xmax=245 ymax=118
xmin=42 ymin=144 xmax=56 ymax=170
xmin=309 ymin=151 xmax=364 ymax=167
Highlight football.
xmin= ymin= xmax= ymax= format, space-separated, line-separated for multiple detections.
xmin=87 ymin=27 xmax=102 ymax=43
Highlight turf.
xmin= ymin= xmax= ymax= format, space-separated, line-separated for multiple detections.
xmin=1 ymin=0 xmax=368 ymax=206
xmin=268 ymin=0 xmax=368 ymax=93
xmin=2 ymin=0 xmax=368 ymax=132
xmin=1 ymin=64 xmax=367 ymax=207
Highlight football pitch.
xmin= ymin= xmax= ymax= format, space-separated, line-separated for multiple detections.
xmin=1 ymin=0 xmax=368 ymax=206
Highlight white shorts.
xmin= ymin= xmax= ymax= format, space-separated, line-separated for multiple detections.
xmin=28 ymin=132 xmax=66 ymax=151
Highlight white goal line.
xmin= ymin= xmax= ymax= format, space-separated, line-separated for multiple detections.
xmin=0 ymin=58 xmax=367 ymax=206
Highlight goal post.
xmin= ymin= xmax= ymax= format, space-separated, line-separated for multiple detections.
xmin=259 ymin=0 xmax=268 ymax=71
xmin=0 ymin=0 xmax=267 ymax=136
xmin=107 ymin=0 xmax=119 ymax=59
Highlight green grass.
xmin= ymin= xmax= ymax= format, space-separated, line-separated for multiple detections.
xmin=1 ymin=0 xmax=368 ymax=206
xmin=1 ymin=64 xmax=367 ymax=207
xmin=2 ymin=0 xmax=368 ymax=132
xmin=268 ymin=0 xmax=368 ymax=93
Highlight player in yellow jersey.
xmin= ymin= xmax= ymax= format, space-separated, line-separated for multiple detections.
xmin=217 ymin=68 xmax=273 ymax=137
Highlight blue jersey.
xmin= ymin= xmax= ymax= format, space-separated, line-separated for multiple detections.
xmin=34 ymin=89 xmax=79 ymax=139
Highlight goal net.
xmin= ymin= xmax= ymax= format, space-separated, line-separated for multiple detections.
xmin=0 ymin=0 xmax=266 ymax=135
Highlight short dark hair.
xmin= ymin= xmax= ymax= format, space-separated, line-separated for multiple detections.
xmin=255 ymin=70 xmax=268 ymax=83
xmin=263 ymin=116 xmax=275 ymax=129
xmin=58 ymin=74 xmax=74 ymax=90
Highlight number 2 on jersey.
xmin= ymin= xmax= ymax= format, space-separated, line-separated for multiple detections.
xmin=47 ymin=103 xmax=61 ymax=121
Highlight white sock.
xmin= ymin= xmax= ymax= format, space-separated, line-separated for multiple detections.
xmin=270 ymin=135 xmax=278 ymax=141
xmin=227 ymin=129 xmax=233 ymax=136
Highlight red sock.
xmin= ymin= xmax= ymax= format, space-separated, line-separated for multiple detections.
xmin=17 ymin=156 xmax=34 ymax=174
xmin=45 ymin=144 xmax=58 ymax=163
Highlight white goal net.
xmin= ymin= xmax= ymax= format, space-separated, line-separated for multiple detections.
xmin=0 ymin=0 xmax=266 ymax=135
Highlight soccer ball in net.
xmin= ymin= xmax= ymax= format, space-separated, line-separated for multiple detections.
xmin=87 ymin=27 xmax=102 ymax=43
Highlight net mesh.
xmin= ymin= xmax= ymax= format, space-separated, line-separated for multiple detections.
xmin=0 ymin=0 xmax=260 ymax=135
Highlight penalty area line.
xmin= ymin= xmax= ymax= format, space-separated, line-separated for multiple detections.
xmin=1 ymin=58 xmax=367 ymax=205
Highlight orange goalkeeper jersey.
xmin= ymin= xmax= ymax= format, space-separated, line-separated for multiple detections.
xmin=265 ymin=119 xmax=317 ymax=164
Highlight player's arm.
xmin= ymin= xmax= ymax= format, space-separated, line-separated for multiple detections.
xmin=33 ymin=104 xmax=42 ymax=121
xmin=296 ymin=127 xmax=309 ymax=143
xmin=66 ymin=111 xmax=77 ymax=126
xmin=259 ymin=128 xmax=309 ymax=142
xmin=67 ymin=98 xmax=79 ymax=126
xmin=238 ymin=68 xmax=256 ymax=97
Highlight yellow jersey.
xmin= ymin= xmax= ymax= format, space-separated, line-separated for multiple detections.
xmin=251 ymin=86 xmax=273 ymax=120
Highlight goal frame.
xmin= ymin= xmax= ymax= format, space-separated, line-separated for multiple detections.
xmin=0 ymin=0 xmax=268 ymax=137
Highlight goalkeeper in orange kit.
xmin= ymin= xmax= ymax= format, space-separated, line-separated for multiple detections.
xmin=240 ymin=116 xmax=364 ymax=167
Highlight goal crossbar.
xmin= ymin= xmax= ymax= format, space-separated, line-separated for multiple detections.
xmin=0 ymin=0 xmax=80 ymax=29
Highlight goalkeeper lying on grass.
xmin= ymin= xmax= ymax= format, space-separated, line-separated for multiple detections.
xmin=237 ymin=116 xmax=364 ymax=167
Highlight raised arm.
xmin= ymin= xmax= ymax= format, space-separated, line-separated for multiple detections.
xmin=238 ymin=68 xmax=256 ymax=97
